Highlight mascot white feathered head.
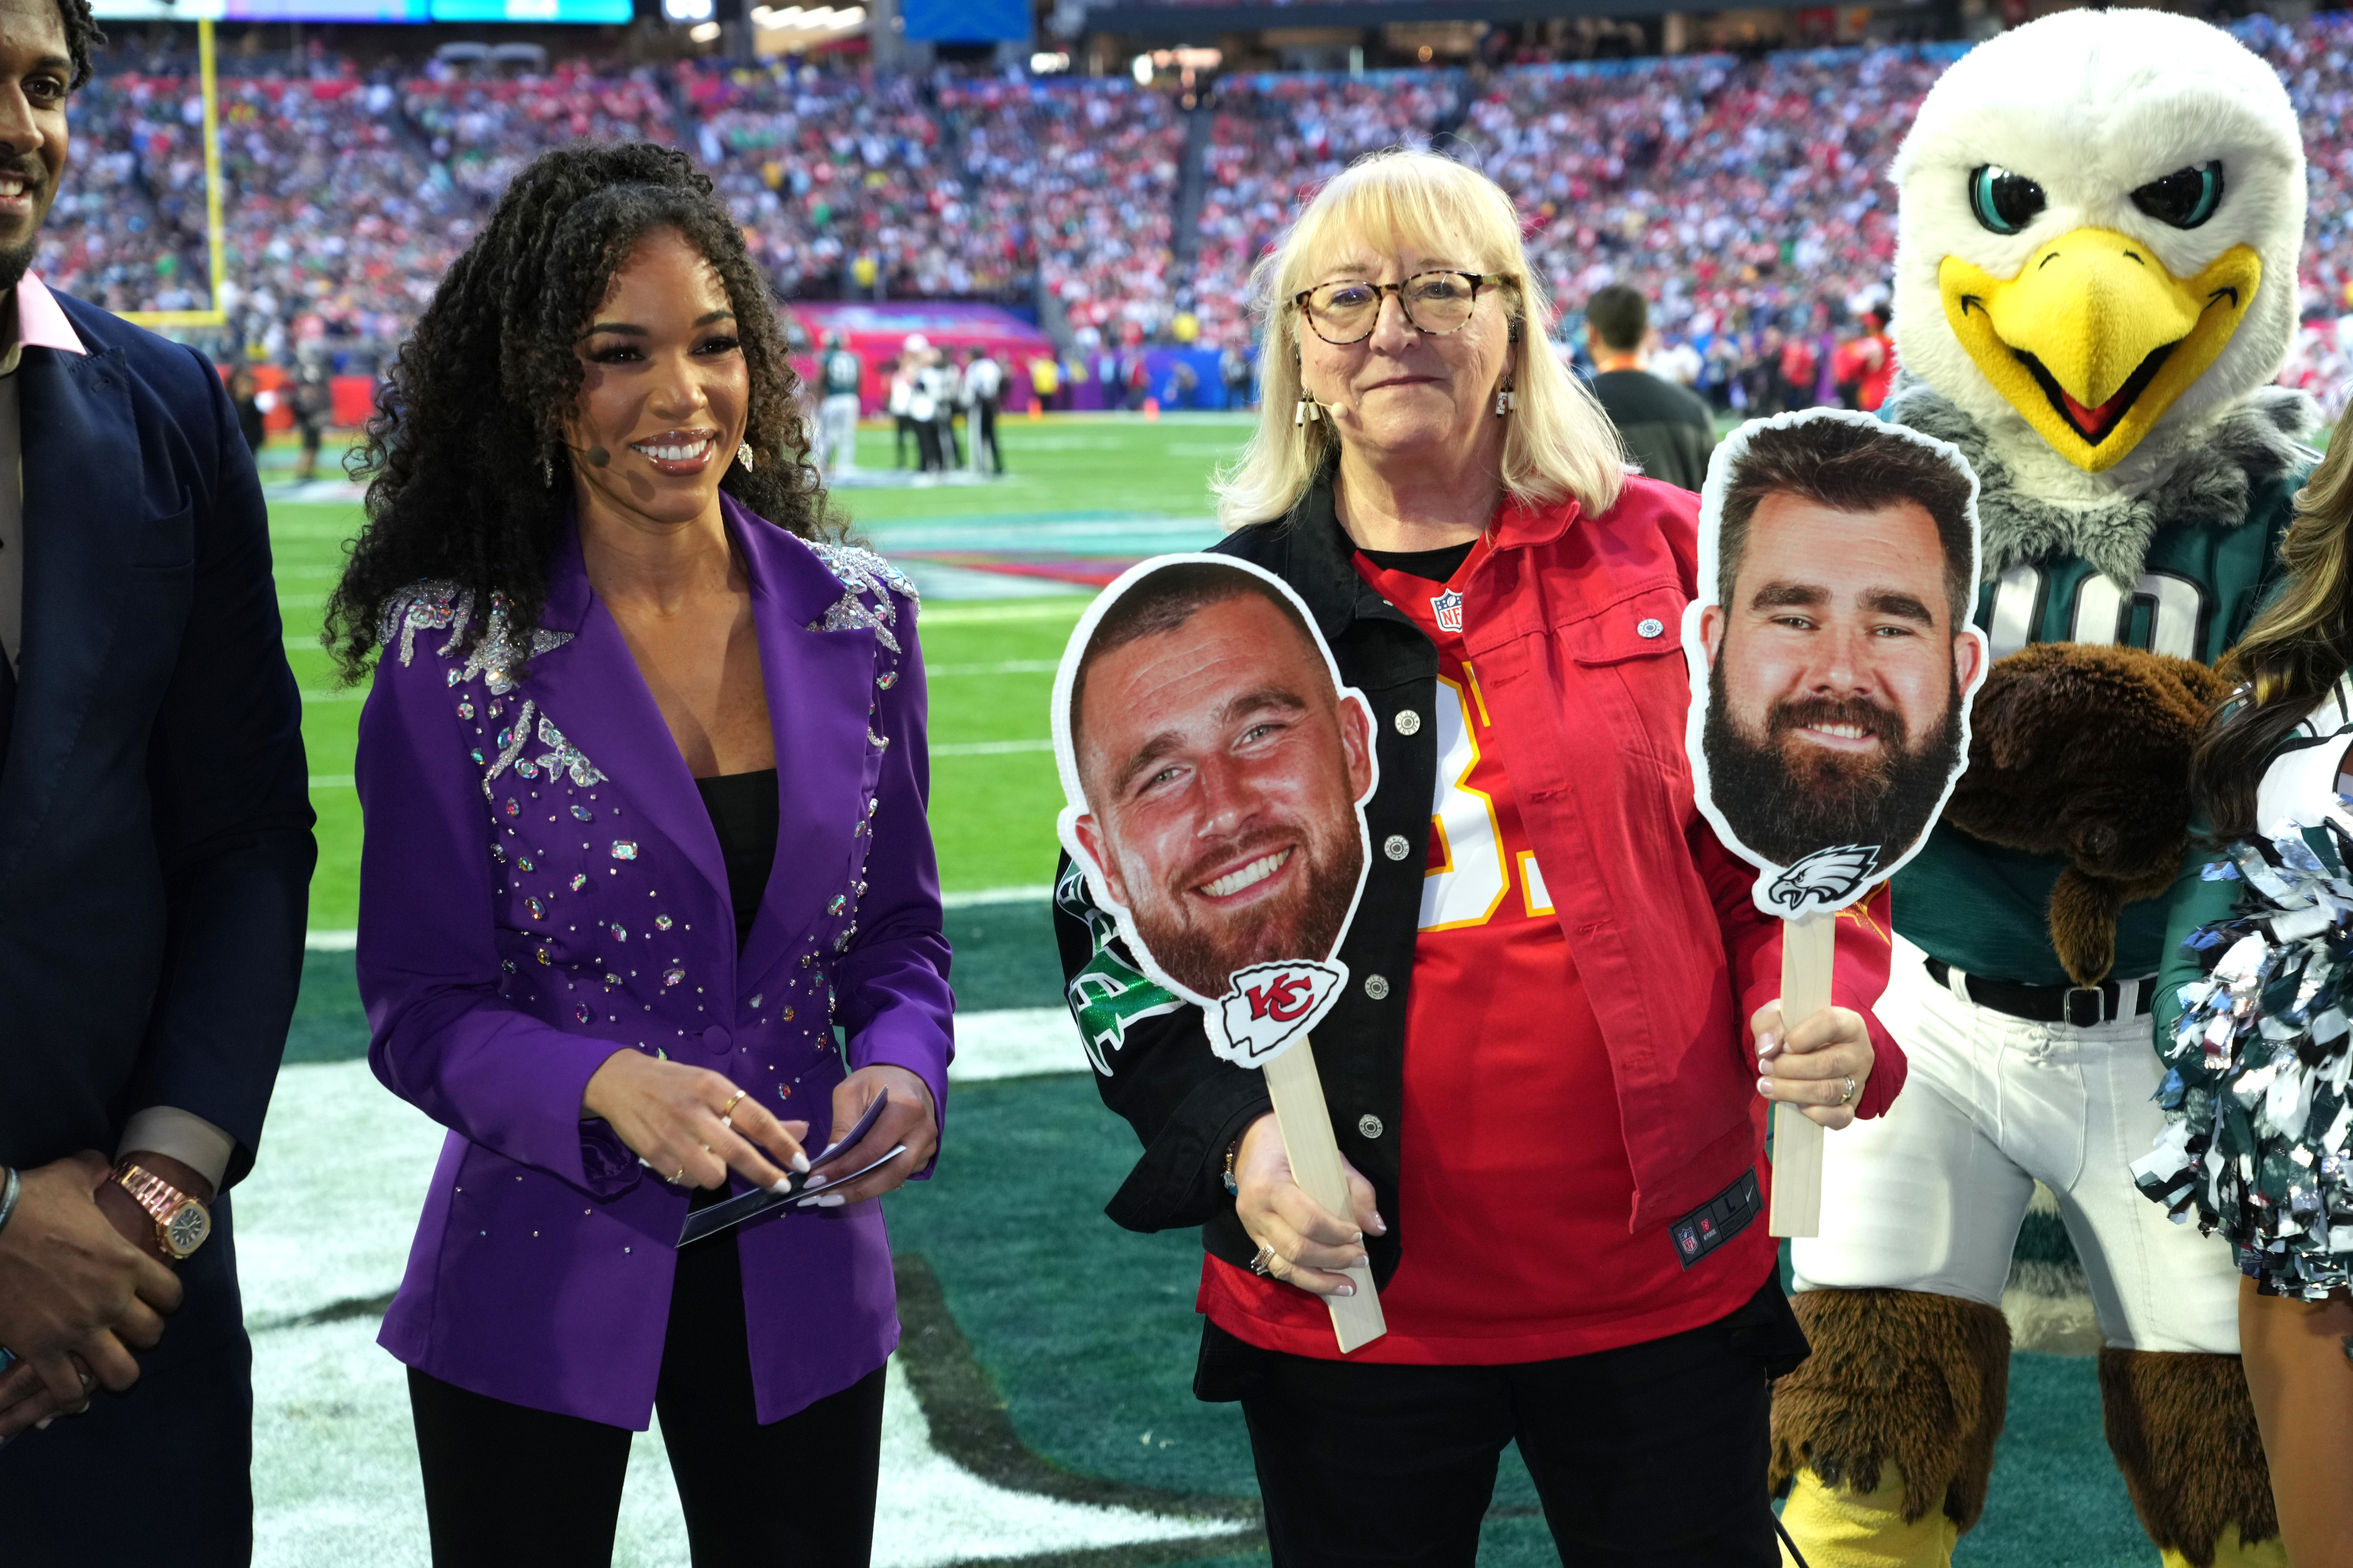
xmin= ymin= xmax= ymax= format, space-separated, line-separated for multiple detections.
xmin=1891 ymin=11 xmax=2303 ymax=476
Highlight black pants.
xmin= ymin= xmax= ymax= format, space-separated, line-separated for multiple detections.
xmin=0 ymin=1195 xmax=252 ymax=1567
xmin=1199 ymin=1279 xmax=1808 ymax=1567
xmin=409 ymin=1192 xmax=887 ymax=1568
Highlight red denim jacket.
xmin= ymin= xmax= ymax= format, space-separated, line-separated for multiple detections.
xmin=1464 ymin=476 xmax=1902 ymax=1231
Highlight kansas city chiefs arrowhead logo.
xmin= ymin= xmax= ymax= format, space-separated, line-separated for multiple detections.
xmin=1210 ymin=960 xmax=1347 ymax=1067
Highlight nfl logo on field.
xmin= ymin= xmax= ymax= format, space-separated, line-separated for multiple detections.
xmin=1431 ymin=589 xmax=1464 ymax=633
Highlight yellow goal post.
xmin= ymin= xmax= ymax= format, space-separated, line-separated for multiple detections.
xmin=121 ymin=15 xmax=228 ymax=329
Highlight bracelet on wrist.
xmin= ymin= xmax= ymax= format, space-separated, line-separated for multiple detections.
xmin=0 ymin=1165 xmax=19 ymax=1239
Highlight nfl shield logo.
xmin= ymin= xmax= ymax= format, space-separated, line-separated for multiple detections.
xmin=1431 ymin=589 xmax=1465 ymax=633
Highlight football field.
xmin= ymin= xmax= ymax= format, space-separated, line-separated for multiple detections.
xmin=244 ymin=414 xmax=2154 ymax=1567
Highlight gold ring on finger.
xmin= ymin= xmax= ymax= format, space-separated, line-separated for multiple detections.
xmin=721 ymin=1089 xmax=745 ymax=1117
xmin=670 ymin=1166 xmax=688 ymax=1185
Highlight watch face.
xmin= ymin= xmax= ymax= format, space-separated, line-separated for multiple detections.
xmin=164 ymin=1200 xmax=210 ymax=1259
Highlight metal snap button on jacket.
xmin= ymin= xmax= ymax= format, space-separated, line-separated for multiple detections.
xmin=1383 ymin=835 xmax=1412 ymax=861
xmin=1358 ymin=1114 xmax=1385 ymax=1139
xmin=1363 ymin=973 xmax=1391 ymax=1000
xmin=1637 ymin=617 xmax=1665 ymax=639
xmin=1394 ymin=709 xmax=1421 ymax=735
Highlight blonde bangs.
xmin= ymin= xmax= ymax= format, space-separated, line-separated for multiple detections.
xmin=1213 ymin=148 xmax=1627 ymax=531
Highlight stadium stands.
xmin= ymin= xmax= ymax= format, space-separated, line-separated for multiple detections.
xmin=39 ymin=16 xmax=2353 ymax=411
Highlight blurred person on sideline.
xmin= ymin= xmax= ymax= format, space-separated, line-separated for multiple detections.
xmin=1054 ymin=149 xmax=1902 ymax=1566
xmin=1584 ymin=283 xmax=1715 ymax=491
xmin=1832 ymin=307 xmax=1896 ymax=413
xmin=1221 ymin=337 xmax=1254 ymax=409
xmin=323 ymin=144 xmax=950 ymax=1568
xmin=887 ymin=346 xmax=917 ymax=468
xmin=924 ymin=345 xmax=959 ymax=470
xmin=290 ymin=358 xmax=331 ymax=481
xmin=816 ymin=329 xmax=861 ymax=477
xmin=1030 ymin=351 xmax=1061 ymax=412
xmin=962 ymin=345 xmax=1002 ymax=474
xmin=0 ymin=0 xmax=316 ymax=1558
xmin=228 ymin=363 xmax=265 ymax=454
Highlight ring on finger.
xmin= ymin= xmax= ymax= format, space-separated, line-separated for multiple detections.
xmin=669 ymin=1166 xmax=688 ymax=1185
xmin=1249 ymin=1240 xmax=1278 ymax=1277
xmin=1840 ymin=1075 xmax=1857 ymax=1106
xmin=721 ymin=1089 xmax=745 ymax=1128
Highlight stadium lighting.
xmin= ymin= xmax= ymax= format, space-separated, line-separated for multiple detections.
xmin=751 ymin=2 xmax=862 ymax=30
xmin=662 ymin=0 xmax=713 ymax=19
xmin=689 ymin=19 xmax=720 ymax=39
xmin=1030 ymin=51 xmax=1069 ymax=73
xmin=1131 ymin=54 xmax=1152 ymax=85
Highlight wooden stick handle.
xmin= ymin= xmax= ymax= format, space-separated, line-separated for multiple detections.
xmin=1768 ymin=911 xmax=1838 ymax=1239
xmin=1261 ymin=1039 xmax=1387 ymax=1353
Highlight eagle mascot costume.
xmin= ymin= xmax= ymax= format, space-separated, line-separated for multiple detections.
xmin=1768 ymin=12 xmax=2312 ymax=1568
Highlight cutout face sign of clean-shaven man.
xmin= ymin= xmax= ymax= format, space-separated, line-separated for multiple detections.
xmin=1059 ymin=556 xmax=1376 ymax=1059
xmin=1687 ymin=409 xmax=1988 ymax=914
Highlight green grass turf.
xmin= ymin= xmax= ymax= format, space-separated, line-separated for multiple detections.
xmin=271 ymin=417 xmax=1239 ymax=929
xmin=834 ymin=419 xmax=1239 ymax=524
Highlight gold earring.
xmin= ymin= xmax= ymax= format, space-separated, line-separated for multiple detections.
xmin=736 ymin=441 xmax=756 ymax=472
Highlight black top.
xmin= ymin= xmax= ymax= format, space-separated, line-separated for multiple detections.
xmin=1589 ymin=368 xmax=1718 ymax=493
xmin=695 ymin=769 xmax=779 ymax=949
xmin=1360 ymin=541 xmax=1475 ymax=583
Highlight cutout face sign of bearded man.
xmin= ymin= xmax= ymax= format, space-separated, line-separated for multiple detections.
xmin=1696 ymin=416 xmax=1986 ymax=880
xmin=1070 ymin=564 xmax=1375 ymax=1002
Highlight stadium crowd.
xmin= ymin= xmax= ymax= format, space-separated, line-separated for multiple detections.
xmin=35 ymin=14 xmax=2353 ymax=415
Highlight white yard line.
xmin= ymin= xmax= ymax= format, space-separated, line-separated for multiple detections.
xmin=242 ymin=1052 xmax=1187 ymax=1568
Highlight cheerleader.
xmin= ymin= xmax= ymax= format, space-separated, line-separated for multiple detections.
xmin=2142 ymin=406 xmax=2353 ymax=1566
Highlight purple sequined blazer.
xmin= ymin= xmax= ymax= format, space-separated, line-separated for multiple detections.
xmin=354 ymin=496 xmax=953 ymax=1428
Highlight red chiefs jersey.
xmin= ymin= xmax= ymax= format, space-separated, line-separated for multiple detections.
xmin=1197 ymin=540 xmax=1777 ymax=1365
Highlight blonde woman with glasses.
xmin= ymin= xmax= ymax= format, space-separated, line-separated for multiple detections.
xmin=1052 ymin=149 xmax=1899 ymax=1565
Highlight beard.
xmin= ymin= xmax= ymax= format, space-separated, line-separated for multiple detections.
xmin=1126 ymin=822 xmax=1364 ymax=1001
xmin=1702 ymin=674 xmax=1964 ymax=872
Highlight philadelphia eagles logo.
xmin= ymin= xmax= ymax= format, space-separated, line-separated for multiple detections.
xmin=1765 ymin=844 xmax=1882 ymax=912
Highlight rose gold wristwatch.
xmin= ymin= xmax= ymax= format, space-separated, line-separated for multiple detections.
xmin=114 ymin=1163 xmax=212 ymax=1261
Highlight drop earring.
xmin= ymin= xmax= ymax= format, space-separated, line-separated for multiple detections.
xmin=1494 ymin=378 xmax=1517 ymax=418
xmin=737 ymin=441 xmax=756 ymax=472
xmin=541 ymin=451 xmax=555 ymax=489
xmin=1295 ymin=390 xmax=1321 ymax=427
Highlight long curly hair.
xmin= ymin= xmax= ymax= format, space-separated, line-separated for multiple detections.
xmin=2193 ymin=407 xmax=2353 ymax=839
xmin=324 ymin=142 xmax=828 ymax=683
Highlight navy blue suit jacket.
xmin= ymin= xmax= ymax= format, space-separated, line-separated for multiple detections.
xmin=0 ymin=289 xmax=314 ymax=1190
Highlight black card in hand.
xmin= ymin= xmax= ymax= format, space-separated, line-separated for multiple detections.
xmin=676 ymin=1090 xmax=894 ymax=1247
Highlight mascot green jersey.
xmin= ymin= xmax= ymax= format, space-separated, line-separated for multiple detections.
xmin=1769 ymin=12 xmax=2311 ymax=1568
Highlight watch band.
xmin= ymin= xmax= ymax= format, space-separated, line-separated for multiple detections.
xmin=115 ymin=1163 xmax=210 ymax=1260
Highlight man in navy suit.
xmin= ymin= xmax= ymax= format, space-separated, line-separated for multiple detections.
xmin=0 ymin=0 xmax=314 ymax=1560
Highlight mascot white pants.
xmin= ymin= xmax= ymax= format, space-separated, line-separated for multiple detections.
xmin=1775 ymin=942 xmax=2266 ymax=1567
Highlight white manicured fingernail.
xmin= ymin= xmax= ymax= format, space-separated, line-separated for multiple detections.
xmin=791 ymin=1152 xmax=811 ymax=1173
xmin=1758 ymin=1076 xmax=1773 ymax=1096
xmin=769 ymin=1177 xmax=795 ymax=1195
xmin=818 ymin=1193 xmax=845 ymax=1207
xmin=1335 ymin=1284 xmax=1354 ymax=1297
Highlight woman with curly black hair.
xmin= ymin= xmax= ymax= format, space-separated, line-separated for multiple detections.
xmin=331 ymin=142 xmax=953 ymax=1567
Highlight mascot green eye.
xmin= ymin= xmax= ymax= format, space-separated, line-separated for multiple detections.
xmin=1968 ymin=165 xmax=2047 ymax=235
xmin=2129 ymin=162 xmax=2225 ymax=228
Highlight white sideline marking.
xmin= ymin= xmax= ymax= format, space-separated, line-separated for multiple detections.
xmin=932 ymin=738 xmax=1053 ymax=756
xmin=242 ymin=1057 xmax=1199 ymax=1567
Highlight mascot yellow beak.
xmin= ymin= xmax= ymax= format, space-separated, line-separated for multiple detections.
xmin=1939 ymin=229 xmax=2259 ymax=472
